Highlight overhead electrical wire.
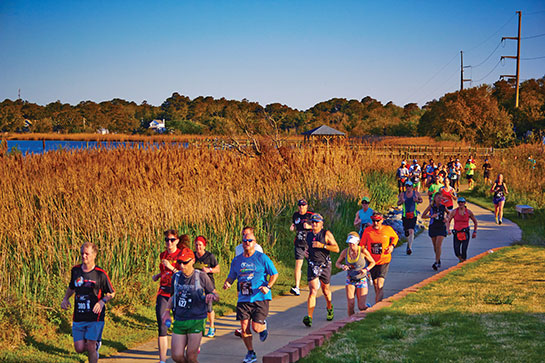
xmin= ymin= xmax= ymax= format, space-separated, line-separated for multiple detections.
xmin=468 ymin=40 xmax=503 ymax=68
xmin=522 ymin=33 xmax=545 ymax=39
xmin=465 ymin=14 xmax=515 ymax=53
xmin=472 ymin=59 xmax=503 ymax=83
xmin=521 ymin=55 xmax=545 ymax=60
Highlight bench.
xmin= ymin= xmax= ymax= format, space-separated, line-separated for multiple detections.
xmin=515 ymin=205 xmax=534 ymax=218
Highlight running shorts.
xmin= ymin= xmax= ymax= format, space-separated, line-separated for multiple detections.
xmin=294 ymin=245 xmax=307 ymax=260
xmin=72 ymin=321 xmax=104 ymax=342
xmin=402 ymin=216 xmax=417 ymax=233
xmin=370 ymin=263 xmax=389 ymax=280
xmin=172 ymin=319 xmax=205 ymax=335
xmin=493 ymin=196 xmax=505 ymax=205
xmin=236 ymin=301 xmax=269 ymax=324
xmin=345 ymin=277 xmax=368 ymax=289
xmin=429 ymin=224 xmax=447 ymax=237
xmin=156 ymin=294 xmax=170 ymax=336
xmin=307 ymin=260 xmax=332 ymax=284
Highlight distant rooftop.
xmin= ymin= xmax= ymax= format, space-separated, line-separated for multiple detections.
xmin=301 ymin=125 xmax=345 ymax=136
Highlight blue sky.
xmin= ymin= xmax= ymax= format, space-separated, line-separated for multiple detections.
xmin=1 ymin=1 xmax=544 ymax=110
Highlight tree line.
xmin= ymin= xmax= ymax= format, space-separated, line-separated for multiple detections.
xmin=1 ymin=76 xmax=543 ymax=146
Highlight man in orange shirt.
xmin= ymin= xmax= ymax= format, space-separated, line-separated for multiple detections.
xmin=359 ymin=212 xmax=398 ymax=304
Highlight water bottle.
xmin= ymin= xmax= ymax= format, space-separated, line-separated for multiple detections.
xmin=165 ymin=318 xmax=172 ymax=328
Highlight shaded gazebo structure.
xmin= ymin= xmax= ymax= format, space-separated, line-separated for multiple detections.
xmin=302 ymin=125 xmax=346 ymax=145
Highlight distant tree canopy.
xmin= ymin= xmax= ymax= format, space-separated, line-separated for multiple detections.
xmin=1 ymin=76 xmax=544 ymax=145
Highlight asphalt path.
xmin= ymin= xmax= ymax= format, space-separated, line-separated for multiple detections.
xmin=105 ymin=199 xmax=521 ymax=363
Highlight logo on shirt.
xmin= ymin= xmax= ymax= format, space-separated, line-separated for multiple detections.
xmin=75 ymin=276 xmax=84 ymax=287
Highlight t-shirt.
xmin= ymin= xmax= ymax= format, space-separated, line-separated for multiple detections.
xmin=171 ymin=269 xmax=215 ymax=321
xmin=359 ymin=225 xmax=398 ymax=265
xmin=227 ymin=251 xmax=278 ymax=303
xmin=358 ymin=208 xmax=374 ymax=234
xmin=194 ymin=250 xmax=219 ymax=286
xmin=157 ymin=249 xmax=184 ymax=297
xmin=428 ymin=182 xmax=443 ymax=199
xmin=397 ymin=167 xmax=410 ymax=179
xmin=68 ymin=265 xmax=115 ymax=322
xmin=482 ymin=162 xmax=491 ymax=174
xmin=292 ymin=211 xmax=313 ymax=247
xmin=465 ymin=162 xmax=476 ymax=176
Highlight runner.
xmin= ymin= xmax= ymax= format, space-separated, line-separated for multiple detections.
xmin=335 ymin=232 xmax=376 ymax=316
xmin=359 ymin=212 xmax=398 ymax=303
xmin=453 ymin=158 xmax=462 ymax=191
xmin=427 ymin=172 xmax=444 ymax=204
xmin=61 ymin=242 xmax=115 ymax=363
xmin=491 ymin=173 xmax=509 ymax=224
xmin=439 ymin=178 xmax=457 ymax=211
xmin=223 ymin=227 xmax=278 ymax=363
xmin=193 ymin=235 xmax=220 ymax=338
xmin=303 ymin=213 xmax=340 ymax=327
xmin=162 ymin=249 xmax=219 ymax=363
xmin=422 ymin=192 xmax=449 ymax=270
xmin=447 ymin=197 xmax=478 ymax=263
xmin=396 ymin=160 xmax=410 ymax=193
xmin=482 ymin=158 xmax=492 ymax=184
xmin=289 ymin=199 xmax=313 ymax=296
xmin=151 ymin=230 xmax=185 ymax=363
xmin=409 ymin=159 xmax=422 ymax=192
xmin=465 ymin=158 xmax=476 ymax=189
xmin=354 ymin=196 xmax=373 ymax=237
xmin=397 ymin=181 xmax=423 ymax=255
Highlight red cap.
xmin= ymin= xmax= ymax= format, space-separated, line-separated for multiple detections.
xmin=179 ymin=248 xmax=195 ymax=262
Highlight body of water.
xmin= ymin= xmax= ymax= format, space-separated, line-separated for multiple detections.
xmin=5 ymin=140 xmax=189 ymax=154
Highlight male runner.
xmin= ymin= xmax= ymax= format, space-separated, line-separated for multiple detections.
xmin=289 ymin=199 xmax=313 ymax=296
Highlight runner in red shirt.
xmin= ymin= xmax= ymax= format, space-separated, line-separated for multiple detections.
xmin=152 ymin=229 xmax=186 ymax=363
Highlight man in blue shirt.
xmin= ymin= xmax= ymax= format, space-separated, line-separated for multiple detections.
xmin=224 ymin=227 xmax=279 ymax=363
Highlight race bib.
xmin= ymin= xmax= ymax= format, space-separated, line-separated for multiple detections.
xmin=406 ymin=211 xmax=415 ymax=219
xmin=371 ymin=243 xmax=383 ymax=255
xmin=176 ymin=289 xmax=192 ymax=310
xmin=239 ymin=281 xmax=253 ymax=296
xmin=76 ymin=295 xmax=92 ymax=314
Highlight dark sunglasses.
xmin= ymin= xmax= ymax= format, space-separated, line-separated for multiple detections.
xmin=242 ymin=238 xmax=254 ymax=243
xmin=165 ymin=237 xmax=177 ymax=243
xmin=180 ymin=258 xmax=193 ymax=265
xmin=372 ymin=219 xmax=382 ymax=223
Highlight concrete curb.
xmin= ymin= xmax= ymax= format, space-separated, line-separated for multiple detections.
xmin=262 ymin=246 xmax=507 ymax=362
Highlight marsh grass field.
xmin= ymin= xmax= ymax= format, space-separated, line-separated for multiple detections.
xmin=0 ymin=138 xmax=543 ymax=362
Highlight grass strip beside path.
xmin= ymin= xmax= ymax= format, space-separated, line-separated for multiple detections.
xmin=301 ymin=246 xmax=545 ymax=362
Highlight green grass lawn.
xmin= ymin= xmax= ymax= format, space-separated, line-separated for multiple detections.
xmin=301 ymin=246 xmax=545 ymax=362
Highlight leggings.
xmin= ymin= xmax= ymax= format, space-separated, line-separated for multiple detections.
xmin=453 ymin=229 xmax=470 ymax=260
xmin=156 ymin=295 xmax=170 ymax=336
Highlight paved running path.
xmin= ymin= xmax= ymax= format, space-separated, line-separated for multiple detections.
xmin=105 ymin=200 xmax=521 ymax=363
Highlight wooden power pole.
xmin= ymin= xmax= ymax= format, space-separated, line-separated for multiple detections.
xmin=460 ymin=51 xmax=471 ymax=90
xmin=500 ymin=10 xmax=522 ymax=108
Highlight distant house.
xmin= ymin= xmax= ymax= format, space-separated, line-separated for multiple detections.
xmin=97 ymin=128 xmax=109 ymax=135
xmin=149 ymin=119 xmax=166 ymax=133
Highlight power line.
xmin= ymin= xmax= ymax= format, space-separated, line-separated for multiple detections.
xmin=417 ymin=67 xmax=459 ymax=105
xmin=473 ymin=59 xmax=503 ymax=83
xmin=522 ymin=33 xmax=545 ymax=39
xmin=521 ymin=55 xmax=545 ymax=60
xmin=468 ymin=40 xmax=503 ymax=68
xmin=465 ymin=14 xmax=515 ymax=53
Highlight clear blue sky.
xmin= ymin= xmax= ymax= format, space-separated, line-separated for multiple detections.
xmin=1 ymin=0 xmax=544 ymax=110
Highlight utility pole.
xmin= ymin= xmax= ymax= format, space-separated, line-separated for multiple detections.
xmin=460 ymin=51 xmax=471 ymax=90
xmin=500 ymin=10 xmax=522 ymax=108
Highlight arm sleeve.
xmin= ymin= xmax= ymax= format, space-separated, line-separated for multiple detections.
xmin=209 ymin=253 xmax=218 ymax=268
xmin=202 ymin=273 xmax=215 ymax=294
xmin=227 ymin=257 xmax=238 ymax=281
xmin=389 ymin=227 xmax=399 ymax=246
xmin=68 ymin=268 xmax=75 ymax=289
xmin=101 ymin=271 xmax=115 ymax=294
xmin=263 ymin=255 xmax=278 ymax=276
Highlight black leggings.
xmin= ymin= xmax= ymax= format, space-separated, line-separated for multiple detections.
xmin=453 ymin=229 xmax=470 ymax=260
xmin=156 ymin=295 xmax=170 ymax=336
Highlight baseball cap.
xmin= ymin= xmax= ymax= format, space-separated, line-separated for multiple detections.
xmin=298 ymin=199 xmax=308 ymax=206
xmin=310 ymin=213 xmax=324 ymax=222
xmin=178 ymin=248 xmax=195 ymax=263
xmin=370 ymin=212 xmax=384 ymax=221
xmin=401 ymin=160 xmax=407 ymax=165
xmin=413 ymin=159 xmax=418 ymax=163
xmin=361 ymin=196 xmax=370 ymax=203
xmin=346 ymin=232 xmax=360 ymax=245
xmin=405 ymin=180 xmax=413 ymax=187
xmin=457 ymin=197 xmax=466 ymax=203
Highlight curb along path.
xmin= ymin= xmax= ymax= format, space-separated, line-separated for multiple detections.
xmin=105 ymin=201 xmax=521 ymax=363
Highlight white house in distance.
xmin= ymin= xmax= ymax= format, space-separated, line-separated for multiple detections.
xmin=149 ymin=119 xmax=166 ymax=133
xmin=96 ymin=127 xmax=109 ymax=134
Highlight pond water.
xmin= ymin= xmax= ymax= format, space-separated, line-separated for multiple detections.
xmin=5 ymin=140 xmax=189 ymax=154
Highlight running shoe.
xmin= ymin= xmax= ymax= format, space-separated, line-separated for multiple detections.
xmin=406 ymin=248 xmax=412 ymax=255
xmin=437 ymin=260 xmax=441 ymax=268
xmin=326 ymin=306 xmax=334 ymax=321
xmin=495 ymin=216 xmax=499 ymax=224
xmin=205 ymin=327 xmax=216 ymax=337
xmin=290 ymin=287 xmax=300 ymax=296
xmin=432 ymin=262 xmax=438 ymax=271
xmin=499 ymin=219 xmax=502 ymax=225
xmin=303 ymin=315 xmax=312 ymax=327
xmin=234 ymin=328 xmax=242 ymax=337
xmin=259 ymin=321 xmax=268 ymax=342
xmin=243 ymin=350 xmax=257 ymax=363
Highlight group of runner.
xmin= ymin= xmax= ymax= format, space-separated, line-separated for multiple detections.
xmin=60 ymin=155 xmax=508 ymax=363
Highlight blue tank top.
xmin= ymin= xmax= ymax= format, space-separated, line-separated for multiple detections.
xmin=402 ymin=191 xmax=417 ymax=216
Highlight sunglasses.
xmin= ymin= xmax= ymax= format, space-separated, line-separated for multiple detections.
xmin=165 ymin=238 xmax=177 ymax=243
xmin=242 ymin=238 xmax=254 ymax=243
xmin=180 ymin=258 xmax=193 ymax=265
xmin=372 ymin=219 xmax=383 ymax=223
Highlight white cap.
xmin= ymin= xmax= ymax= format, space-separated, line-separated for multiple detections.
xmin=346 ymin=234 xmax=360 ymax=245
